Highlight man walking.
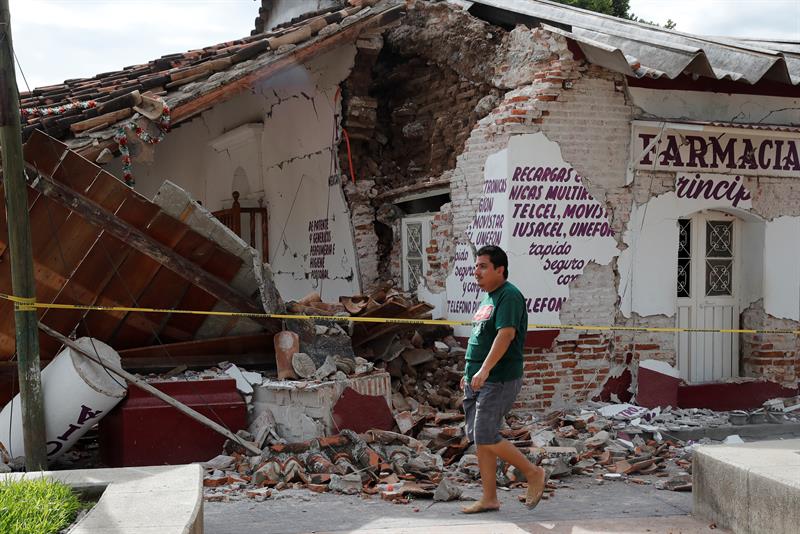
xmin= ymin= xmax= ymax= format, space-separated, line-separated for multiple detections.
xmin=461 ymin=245 xmax=546 ymax=514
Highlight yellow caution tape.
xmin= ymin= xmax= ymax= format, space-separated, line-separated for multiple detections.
xmin=0 ymin=292 xmax=798 ymax=335
xmin=8 ymin=295 xmax=36 ymax=312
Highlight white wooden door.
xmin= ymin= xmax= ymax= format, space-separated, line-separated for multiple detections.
xmin=401 ymin=215 xmax=432 ymax=292
xmin=676 ymin=212 xmax=740 ymax=382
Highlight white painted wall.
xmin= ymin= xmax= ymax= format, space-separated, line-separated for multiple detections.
xmin=764 ymin=217 xmax=800 ymax=321
xmin=445 ymin=132 xmax=619 ymax=334
xmin=618 ymin=175 xmax=768 ymax=318
xmin=629 ymin=87 xmax=800 ymax=126
xmin=119 ymin=45 xmax=362 ymax=303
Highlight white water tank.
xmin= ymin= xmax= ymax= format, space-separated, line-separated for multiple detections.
xmin=0 ymin=337 xmax=127 ymax=462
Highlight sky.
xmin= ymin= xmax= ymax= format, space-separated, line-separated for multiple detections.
xmin=7 ymin=0 xmax=800 ymax=90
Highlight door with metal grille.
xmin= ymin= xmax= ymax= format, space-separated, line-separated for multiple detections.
xmin=676 ymin=211 xmax=740 ymax=382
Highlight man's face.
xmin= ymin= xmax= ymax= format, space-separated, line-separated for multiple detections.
xmin=474 ymin=254 xmax=505 ymax=292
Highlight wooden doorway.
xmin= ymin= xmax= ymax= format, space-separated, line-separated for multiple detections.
xmin=213 ymin=191 xmax=269 ymax=263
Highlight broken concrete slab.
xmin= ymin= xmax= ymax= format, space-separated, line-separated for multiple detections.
xmin=252 ymin=372 xmax=392 ymax=442
xmin=224 ymin=364 xmax=257 ymax=395
xmin=401 ymin=348 xmax=435 ymax=367
xmin=152 ymin=181 xmax=284 ymax=338
xmin=249 ymin=410 xmax=277 ymax=448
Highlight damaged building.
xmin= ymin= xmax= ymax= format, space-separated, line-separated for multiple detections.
xmin=4 ymin=0 xmax=800 ymax=428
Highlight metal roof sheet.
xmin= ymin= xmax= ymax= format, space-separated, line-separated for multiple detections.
xmin=469 ymin=0 xmax=800 ymax=86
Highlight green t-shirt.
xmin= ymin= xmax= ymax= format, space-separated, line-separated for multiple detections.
xmin=464 ymin=281 xmax=527 ymax=383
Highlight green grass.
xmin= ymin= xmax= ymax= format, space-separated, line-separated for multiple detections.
xmin=0 ymin=477 xmax=86 ymax=534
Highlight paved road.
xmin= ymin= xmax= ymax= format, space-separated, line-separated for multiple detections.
xmin=204 ymin=476 xmax=723 ymax=533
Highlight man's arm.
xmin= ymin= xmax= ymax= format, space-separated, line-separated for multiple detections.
xmin=470 ymin=326 xmax=516 ymax=390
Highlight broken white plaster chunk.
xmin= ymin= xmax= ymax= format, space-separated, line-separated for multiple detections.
xmin=434 ymin=341 xmax=449 ymax=353
xmin=723 ymin=434 xmax=745 ymax=445
xmin=242 ymin=369 xmax=265 ymax=386
xmin=639 ymin=359 xmax=680 ymax=378
xmin=314 ymin=325 xmax=329 ymax=336
xmin=95 ymin=148 xmax=114 ymax=164
xmin=225 ymin=364 xmax=254 ymax=395
xmin=583 ymin=430 xmax=610 ymax=448
xmin=597 ymin=403 xmax=648 ymax=420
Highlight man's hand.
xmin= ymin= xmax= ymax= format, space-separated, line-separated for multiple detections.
xmin=470 ymin=367 xmax=490 ymax=390
xmin=460 ymin=376 xmax=465 ymax=391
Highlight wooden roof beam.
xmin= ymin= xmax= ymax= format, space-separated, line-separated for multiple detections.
xmin=25 ymin=164 xmax=276 ymax=331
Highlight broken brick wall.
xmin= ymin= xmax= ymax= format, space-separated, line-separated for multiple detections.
xmin=440 ymin=19 xmax=645 ymax=411
xmin=340 ymin=2 xmax=499 ymax=291
xmin=339 ymin=1 xmax=800 ymax=412
xmin=741 ymin=301 xmax=800 ymax=387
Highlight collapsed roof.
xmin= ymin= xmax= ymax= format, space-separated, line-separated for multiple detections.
xmin=469 ymin=0 xmax=800 ymax=85
xmin=17 ymin=0 xmax=405 ymax=162
xmin=5 ymin=131 xmax=277 ymax=363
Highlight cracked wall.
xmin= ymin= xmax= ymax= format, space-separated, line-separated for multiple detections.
xmin=338 ymin=2 xmax=499 ymax=292
xmin=384 ymin=1 xmax=800 ymax=410
xmin=124 ymin=45 xmax=362 ymax=303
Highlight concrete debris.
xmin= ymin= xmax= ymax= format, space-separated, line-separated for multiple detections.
xmin=202 ymin=454 xmax=236 ymax=470
xmin=583 ymin=430 xmax=610 ymax=448
xmin=224 ymin=364 xmax=259 ymax=395
xmin=313 ymin=355 xmax=338 ymax=381
xmin=433 ymin=477 xmax=462 ymax=501
xmin=656 ymin=474 xmax=692 ymax=491
xmin=329 ymin=473 xmax=363 ymax=494
xmin=187 ymin=290 xmax=800 ymax=505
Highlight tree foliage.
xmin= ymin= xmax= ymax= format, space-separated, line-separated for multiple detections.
xmin=550 ymin=0 xmax=676 ymax=28
xmin=550 ymin=0 xmax=630 ymax=18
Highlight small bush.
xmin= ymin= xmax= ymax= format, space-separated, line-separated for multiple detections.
xmin=0 ymin=477 xmax=85 ymax=534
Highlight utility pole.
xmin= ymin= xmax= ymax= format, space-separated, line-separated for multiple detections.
xmin=0 ymin=0 xmax=47 ymax=470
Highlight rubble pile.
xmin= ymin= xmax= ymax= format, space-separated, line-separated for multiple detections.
xmin=382 ymin=335 xmax=465 ymax=418
xmin=498 ymin=404 xmax=702 ymax=491
xmin=203 ymin=429 xmax=450 ymax=504
xmin=202 ymin=392 xmax=800 ymax=503
xmin=189 ymin=291 xmax=800 ymax=504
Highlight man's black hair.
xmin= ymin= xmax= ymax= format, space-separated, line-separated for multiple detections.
xmin=476 ymin=245 xmax=509 ymax=279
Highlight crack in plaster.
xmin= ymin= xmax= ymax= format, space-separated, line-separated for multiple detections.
xmin=756 ymin=107 xmax=800 ymax=124
xmin=264 ymin=89 xmax=315 ymax=119
xmin=264 ymin=147 xmax=333 ymax=172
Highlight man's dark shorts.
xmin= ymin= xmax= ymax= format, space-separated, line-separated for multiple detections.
xmin=463 ymin=378 xmax=523 ymax=445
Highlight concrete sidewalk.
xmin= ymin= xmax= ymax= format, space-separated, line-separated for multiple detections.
xmin=694 ymin=438 xmax=800 ymax=534
xmin=205 ymin=474 xmax=721 ymax=534
xmin=316 ymin=516 xmax=721 ymax=533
